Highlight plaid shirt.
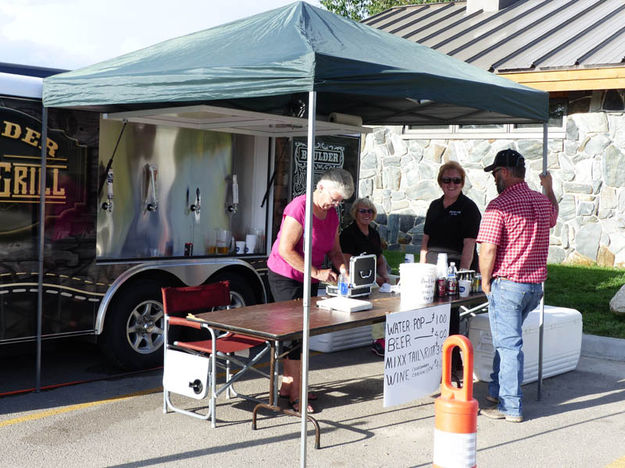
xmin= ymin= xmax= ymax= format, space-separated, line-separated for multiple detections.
xmin=477 ymin=181 xmax=558 ymax=283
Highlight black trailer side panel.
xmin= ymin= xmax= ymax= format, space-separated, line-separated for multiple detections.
xmin=0 ymin=96 xmax=102 ymax=342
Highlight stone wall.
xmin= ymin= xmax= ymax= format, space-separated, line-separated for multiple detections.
xmin=360 ymin=111 xmax=625 ymax=267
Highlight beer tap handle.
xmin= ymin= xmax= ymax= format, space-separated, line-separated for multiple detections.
xmin=190 ymin=187 xmax=201 ymax=213
xmin=101 ymin=169 xmax=114 ymax=212
xmin=227 ymin=174 xmax=239 ymax=214
xmin=146 ymin=165 xmax=158 ymax=211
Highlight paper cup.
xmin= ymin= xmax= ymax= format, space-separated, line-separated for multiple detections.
xmin=245 ymin=234 xmax=257 ymax=254
xmin=459 ymin=279 xmax=471 ymax=297
xmin=235 ymin=241 xmax=246 ymax=254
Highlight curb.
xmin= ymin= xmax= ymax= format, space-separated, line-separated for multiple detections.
xmin=581 ymin=334 xmax=625 ymax=361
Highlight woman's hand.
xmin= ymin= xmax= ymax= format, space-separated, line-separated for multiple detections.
xmin=420 ymin=234 xmax=430 ymax=264
xmin=376 ymin=275 xmax=389 ymax=287
xmin=313 ymin=268 xmax=338 ymax=283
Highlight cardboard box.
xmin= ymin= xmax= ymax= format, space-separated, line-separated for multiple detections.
xmin=468 ymin=305 xmax=582 ymax=384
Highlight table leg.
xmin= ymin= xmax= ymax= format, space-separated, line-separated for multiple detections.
xmin=253 ymin=403 xmax=321 ymax=449
xmin=270 ymin=341 xmax=277 ymax=405
xmin=252 ymin=340 xmax=321 ymax=449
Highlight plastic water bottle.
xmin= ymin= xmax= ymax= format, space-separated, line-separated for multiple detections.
xmin=338 ymin=266 xmax=349 ymax=297
xmin=447 ymin=262 xmax=458 ymax=296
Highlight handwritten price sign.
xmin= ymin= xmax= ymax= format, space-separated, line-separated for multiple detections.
xmin=383 ymin=303 xmax=451 ymax=407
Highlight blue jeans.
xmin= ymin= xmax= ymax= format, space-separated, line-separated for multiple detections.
xmin=487 ymin=278 xmax=543 ymax=417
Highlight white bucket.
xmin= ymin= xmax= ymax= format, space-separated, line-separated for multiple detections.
xmin=399 ymin=263 xmax=437 ymax=309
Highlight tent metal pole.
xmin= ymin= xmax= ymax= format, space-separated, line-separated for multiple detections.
xmin=36 ymin=105 xmax=49 ymax=393
xmin=537 ymin=122 xmax=548 ymax=400
xmin=300 ymin=90 xmax=316 ymax=467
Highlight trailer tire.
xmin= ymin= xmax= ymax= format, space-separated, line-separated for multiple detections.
xmin=100 ymin=279 xmax=164 ymax=370
xmin=212 ymin=272 xmax=257 ymax=308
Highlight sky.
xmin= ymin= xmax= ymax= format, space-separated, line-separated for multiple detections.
xmin=0 ymin=0 xmax=322 ymax=71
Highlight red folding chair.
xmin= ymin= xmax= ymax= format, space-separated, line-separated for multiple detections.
xmin=162 ymin=281 xmax=271 ymax=427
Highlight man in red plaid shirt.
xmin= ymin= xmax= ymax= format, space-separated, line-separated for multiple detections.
xmin=477 ymin=149 xmax=558 ymax=423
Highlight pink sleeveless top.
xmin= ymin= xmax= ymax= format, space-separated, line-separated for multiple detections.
xmin=267 ymin=195 xmax=339 ymax=283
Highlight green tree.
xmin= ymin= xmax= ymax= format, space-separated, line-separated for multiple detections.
xmin=320 ymin=0 xmax=452 ymax=21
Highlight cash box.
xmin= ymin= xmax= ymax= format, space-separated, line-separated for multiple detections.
xmin=326 ymin=254 xmax=376 ymax=298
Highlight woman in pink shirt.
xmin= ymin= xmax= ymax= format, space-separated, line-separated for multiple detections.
xmin=267 ymin=168 xmax=354 ymax=413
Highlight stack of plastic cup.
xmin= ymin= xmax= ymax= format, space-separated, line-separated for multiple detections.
xmin=436 ymin=253 xmax=448 ymax=278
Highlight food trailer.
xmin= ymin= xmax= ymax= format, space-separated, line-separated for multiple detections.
xmin=0 ymin=68 xmax=362 ymax=370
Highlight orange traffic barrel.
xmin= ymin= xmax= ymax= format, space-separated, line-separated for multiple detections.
xmin=433 ymin=335 xmax=478 ymax=468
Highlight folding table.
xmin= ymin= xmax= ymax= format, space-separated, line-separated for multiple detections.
xmin=188 ymin=292 xmax=487 ymax=448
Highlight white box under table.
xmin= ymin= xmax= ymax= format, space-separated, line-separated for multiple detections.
xmin=309 ymin=326 xmax=373 ymax=353
xmin=468 ymin=305 xmax=582 ymax=384
xmin=311 ymin=282 xmax=375 ymax=352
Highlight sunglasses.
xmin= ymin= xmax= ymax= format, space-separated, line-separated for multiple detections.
xmin=358 ymin=208 xmax=374 ymax=214
xmin=441 ymin=177 xmax=462 ymax=185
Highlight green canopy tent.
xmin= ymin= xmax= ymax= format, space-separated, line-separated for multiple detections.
xmin=41 ymin=2 xmax=549 ymax=464
xmin=42 ymin=2 xmax=547 ymax=125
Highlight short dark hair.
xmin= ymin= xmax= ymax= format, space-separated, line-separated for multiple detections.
xmin=509 ymin=165 xmax=526 ymax=178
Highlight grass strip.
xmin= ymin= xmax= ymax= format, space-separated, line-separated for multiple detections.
xmin=383 ymin=251 xmax=625 ymax=338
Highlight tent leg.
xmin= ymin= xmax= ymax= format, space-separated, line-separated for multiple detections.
xmin=36 ymin=106 xmax=49 ymax=393
xmin=537 ymin=122 xmax=548 ymax=401
xmin=300 ymin=90 xmax=317 ymax=467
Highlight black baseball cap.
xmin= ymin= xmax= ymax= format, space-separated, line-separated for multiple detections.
xmin=484 ymin=149 xmax=525 ymax=172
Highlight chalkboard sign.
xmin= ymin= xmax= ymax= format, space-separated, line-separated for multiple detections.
xmin=290 ymin=135 xmax=359 ymax=200
xmin=383 ymin=303 xmax=451 ymax=407
xmin=269 ymin=135 xmax=360 ymax=249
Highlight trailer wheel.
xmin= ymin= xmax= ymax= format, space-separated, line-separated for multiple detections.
xmin=212 ymin=272 xmax=257 ymax=308
xmin=100 ymin=279 xmax=164 ymax=370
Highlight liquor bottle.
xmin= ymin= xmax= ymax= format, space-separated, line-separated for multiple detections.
xmin=436 ymin=253 xmax=448 ymax=297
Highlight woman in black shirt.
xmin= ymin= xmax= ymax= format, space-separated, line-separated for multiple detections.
xmin=420 ymin=161 xmax=481 ymax=271
xmin=420 ymin=161 xmax=481 ymax=380
xmin=340 ymin=197 xmax=390 ymax=357
xmin=340 ymin=197 xmax=390 ymax=286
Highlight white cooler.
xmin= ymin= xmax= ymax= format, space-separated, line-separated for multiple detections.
xmin=312 ymin=280 xmax=375 ymax=353
xmin=468 ymin=305 xmax=582 ymax=384
xmin=309 ymin=325 xmax=373 ymax=353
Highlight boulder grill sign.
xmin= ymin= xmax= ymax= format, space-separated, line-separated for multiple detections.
xmin=291 ymin=136 xmax=359 ymax=198
xmin=0 ymin=107 xmax=87 ymax=232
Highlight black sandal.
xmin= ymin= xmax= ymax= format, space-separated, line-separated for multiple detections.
xmin=289 ymin=398 xmax=315 ymax=414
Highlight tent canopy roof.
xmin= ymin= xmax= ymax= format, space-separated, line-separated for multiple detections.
xmin=42 ymin=1 xmax=548 ymax=127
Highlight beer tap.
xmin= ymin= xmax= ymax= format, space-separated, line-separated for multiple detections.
xmin=101 ymin=169 xmax=114 ymax=212
xmin=227 ymin=174 xmax=239 ymax=214
xmin=145 ymin=164 xmax=158 ymax=212
xmin=190 ymin=187 xmax=201 ymax=219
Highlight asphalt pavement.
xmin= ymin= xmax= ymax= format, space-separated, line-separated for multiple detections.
xmin=1 ymin=336 xmax=624 ymax=468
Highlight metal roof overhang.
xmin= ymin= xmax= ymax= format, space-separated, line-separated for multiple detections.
xmin=103 ymin=104 xmax=371 ymax=137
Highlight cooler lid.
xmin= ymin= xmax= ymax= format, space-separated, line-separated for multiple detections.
xmin=349 ymin=254 xmax=377 ymax=287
